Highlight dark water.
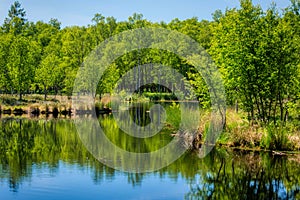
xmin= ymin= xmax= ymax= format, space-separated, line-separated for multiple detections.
xmin=0 ymin=103 xmax=299 ymax=199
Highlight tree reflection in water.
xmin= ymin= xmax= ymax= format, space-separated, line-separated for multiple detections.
xmin=184 ymin=149 xmax=300 ymax=199
xmin=0 ymin=113 xmax=299 ymax=199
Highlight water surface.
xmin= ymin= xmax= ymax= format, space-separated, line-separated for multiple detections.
xmin=0 ymin=104 xmax=299 ymax=199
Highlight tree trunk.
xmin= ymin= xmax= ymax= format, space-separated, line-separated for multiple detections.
xmin=235 ymin=99 xmax=239 ymax=113
xmin=44 ymin=85 xmax=47 ymax=101
xmin=54 ymin=86 xmax=58 ymax=100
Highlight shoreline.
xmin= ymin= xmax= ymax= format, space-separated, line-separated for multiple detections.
xmin=0 ymin=94 xmax=112 ymax=117
xmin=1 ymin=95 xmax=299 ymax=152
xmin=1 ymin=114 xmax=299 ymax=154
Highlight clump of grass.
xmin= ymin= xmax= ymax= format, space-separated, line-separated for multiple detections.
xmin=220 ymin=109 xmax=262 ymax=148
xmin=288 ymin=133 xmax=300 ymax=151
xmin=0 ymin=96 xmax=19 ymax=106
xmin=222 ymin=110 xmax=300 ymax=150
xmin=48 ymin=98 xmax=59 ymax=102
xmin=260 ymin=122 xmax=300 ymax=151
xmin=28 ymin=94 xmax=44 ymax=101
xmin=198 ymin=109 xmax=211 ymax=139
xmin=261 ymin=123 xmax=290 ymax=150
xmin=228 ymin=124 xmax=263 ymax=148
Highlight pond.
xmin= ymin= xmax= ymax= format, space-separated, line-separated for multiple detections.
xmin=0 ymin=103 xmax=299 ymax=199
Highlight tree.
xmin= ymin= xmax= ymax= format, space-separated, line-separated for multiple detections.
xmin=60 ymin=26 xmax=95 ymax=96
xmin=210 ymin=0 xmax=300 ymax=124
xmin=49 ymin=18 xmax=61 ymax=30
xmin=0 ymin=33 xmax=13 ymax=92
xmin=91 ymin=13 xmax=106 ymax=45
xmin=3 ymin=1 xmax=27 ymax=35
xmin=127 ymin=13 xmax=151 ymax=29
xmin=7 ymin=36 xmax=40 ymax=100
xmin=212 ymin=9 xmax=223 ymax=22
xmin=35 ymin=54 xmax=62 ymax=100
xmin=91 ymin=14 xmax=118 ymax=45
xmin=35 ymin=21 xmax=60 ymax=48
xmin=290 ymin=0 xmax=300 ymax=15
xmin=34 ymin=30 xmax=65 ymax=96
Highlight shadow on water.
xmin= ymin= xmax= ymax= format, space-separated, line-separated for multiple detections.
xmin=0 ymin=103 xmax=299 ymax=199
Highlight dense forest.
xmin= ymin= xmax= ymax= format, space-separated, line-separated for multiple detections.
xmin=0 ymin=0 xmax=299 ymax=126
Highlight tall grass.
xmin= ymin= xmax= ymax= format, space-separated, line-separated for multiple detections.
xmin=261 ymin=123 xmax=290 ymax=151
xmin=216 ymin=109 xmax=299 ymax=151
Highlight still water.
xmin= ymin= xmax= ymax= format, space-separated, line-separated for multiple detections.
xmin=0 ymin=103 xmax=299 ymax=199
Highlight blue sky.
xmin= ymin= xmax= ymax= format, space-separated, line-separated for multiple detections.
xmin=0 ymin=0 xmax=291 ymax=27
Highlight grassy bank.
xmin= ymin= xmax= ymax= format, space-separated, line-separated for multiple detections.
xmin=163 ymin=102 xmax=300 ymax=152
xmin=0 ymin=94 xmax=71 ymax=116
xmin=0 ymin=94 xmax=112 ymax=117
xmin=207 ymin=108 xmax=300 ymax=152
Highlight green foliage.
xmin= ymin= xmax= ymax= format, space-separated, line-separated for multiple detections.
xmin=143 ymin=92 xmax=177 ymax=101
xmin=7 ymin=36 xmax=41 ymax=99
xmin=35 ymin=54 xmax=62 ymax=99
xmin=166 ymin=102 xmax=181 ymax=129
xmin=0 ymin=33 xmax=13 ymax=91
xmin=3 ymin=1 xmax=27 ymax=35
xmin=261 ymin=123 xmax=290 ymax=150
xmin=0 ymin=1 xmax=214 ymax=101
xmin=0 ymin=1 xmax=299 ymax=135
xmin=210 ymin=0 xmax=300 ymax=124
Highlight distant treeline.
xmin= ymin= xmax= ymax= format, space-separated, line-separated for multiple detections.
xmin=0 ymin=0 xmax=299 ymax=123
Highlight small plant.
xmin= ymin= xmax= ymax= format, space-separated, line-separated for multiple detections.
xmin=170 ymin=101 xmax=179 ymax=109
